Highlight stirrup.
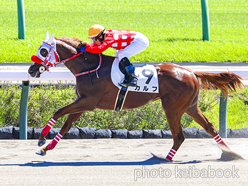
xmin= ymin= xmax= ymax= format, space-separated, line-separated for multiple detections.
xmin=119 ymin=79 xmax=138 ymax=87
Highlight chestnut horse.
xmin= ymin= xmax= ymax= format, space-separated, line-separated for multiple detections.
xmin=28 ymin=33 xmax=243 ymax=161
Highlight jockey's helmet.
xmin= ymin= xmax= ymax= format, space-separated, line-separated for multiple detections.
xmin=88 ymin=24 xmax=106 ymax=39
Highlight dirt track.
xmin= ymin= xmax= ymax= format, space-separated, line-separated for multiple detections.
xmin=0 ymin=138 xmax=247 ymax=186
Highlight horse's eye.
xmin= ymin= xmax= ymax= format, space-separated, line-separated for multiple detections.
xmin=40 ymin=48 xmax=48 ymax=57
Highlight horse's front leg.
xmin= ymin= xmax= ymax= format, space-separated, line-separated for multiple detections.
xmin=36 ymin=112 xmax=83 ymax=156
xmin=36 ymin=95 xmax=97 ymax=155
xmin=38 ymin=118 xmax=56 ymax=146
xmin=37 ymin=96 xmax=90 ymax=146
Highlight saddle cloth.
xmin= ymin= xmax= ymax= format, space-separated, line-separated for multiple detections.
xmin=111 ymin=58 xmax=159 ymax=93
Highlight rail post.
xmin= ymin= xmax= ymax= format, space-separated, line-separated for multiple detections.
xmin=200 ymin=0 xmax=210 ymax=41
xmin=17 ymin=0 xmax=25 ymax=39
xmin=219 ymin=92 xmax=227 ymax=138
xmin=19 ymin=80 xmax=30 ymax=139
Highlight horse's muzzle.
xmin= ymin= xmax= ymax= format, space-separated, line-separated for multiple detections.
xmin=28 ymin=68 xmax=41 ymax=78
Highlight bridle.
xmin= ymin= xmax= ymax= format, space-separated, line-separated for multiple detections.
xmin=32 ymin=40 xmax=102 ymax=78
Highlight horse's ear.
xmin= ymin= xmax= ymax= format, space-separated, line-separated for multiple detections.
xmin=47 ymin=33 xmax=54 ymax=44
xmin=45 ymin=31 xmax=49 ymax=42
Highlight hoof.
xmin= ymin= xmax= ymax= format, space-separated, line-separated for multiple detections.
xmin=165 ymin=158 xmax=173 ymax=162
xmin=38 ymin=140 xmax=46 ymax=147
xmin=36 ymin=150 xmax=46 ymax=156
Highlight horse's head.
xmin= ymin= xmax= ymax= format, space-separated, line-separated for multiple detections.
xmin=28 ymin=31 xmax=59 ymax=78
xmin=29 ymin=33 xmax=103 ymax=78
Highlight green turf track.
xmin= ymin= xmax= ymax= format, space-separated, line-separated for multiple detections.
xmin=0 ymin=0 xmax=247 ymax=63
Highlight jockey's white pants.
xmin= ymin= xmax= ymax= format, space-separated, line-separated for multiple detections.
xmin=115 ymin=32 xmax=149 ymax=60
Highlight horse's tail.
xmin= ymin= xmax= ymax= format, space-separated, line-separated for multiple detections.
xmin=194 ymin=71 xmax=243 ymax=97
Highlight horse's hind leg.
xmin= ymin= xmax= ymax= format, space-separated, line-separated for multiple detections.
xmin=36 ymin=112 xmax=83 ymax=156
xmin=164 ymin=113 xmax=185 ymax=161
xmin=186 ymin=103 xmax=229 ymax=149
xmin=161 ymin=99 xmax=188 ymax=161
xmin=160 ymin=80 xmax=200 ymax=161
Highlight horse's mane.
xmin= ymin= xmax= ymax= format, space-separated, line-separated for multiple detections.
xmin=55 ymin=37 xmax=87 ymax=51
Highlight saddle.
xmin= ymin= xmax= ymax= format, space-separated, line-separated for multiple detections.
xmin=111 ymin=58 xmax=159 ymax=111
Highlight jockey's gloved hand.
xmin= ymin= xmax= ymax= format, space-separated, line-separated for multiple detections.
xmin=79 ymin=46 xmax=86 ymax=53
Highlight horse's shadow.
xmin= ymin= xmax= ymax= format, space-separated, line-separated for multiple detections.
xmin=0 ymin=154 xmax=202 ymax=167
xmin=0 ymin=150 xmax=243 ymax=167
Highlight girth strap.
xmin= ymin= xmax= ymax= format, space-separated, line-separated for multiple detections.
xmin=114 ymin=86 xmax=128 ymax=111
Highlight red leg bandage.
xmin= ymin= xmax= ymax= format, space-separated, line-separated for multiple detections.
xmin=214 ymin=134 xmax=229 ymax=149
xmin=41 ymin=118 xmax=56 ymax=137
xmin=166 ymin=148 xmax=177 ymax=161
xmin=47 ymin=133 xmax=63 ymax=150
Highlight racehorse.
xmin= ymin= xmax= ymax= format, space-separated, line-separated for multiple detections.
xmin=28 ymin=32 xmax=243 ymax=161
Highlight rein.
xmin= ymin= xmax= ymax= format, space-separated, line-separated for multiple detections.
xmin=48 ymin=51 xmax=102 ymax=78
xmin=74 ymin=53 xmax=102 ymax=77
xmin=53 ymin=52 xmax=82 ymax=67
xmin=53 ymin=51 xmax=102 ymax=87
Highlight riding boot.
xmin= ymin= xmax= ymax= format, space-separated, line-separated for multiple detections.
xmin=119 ymin=57 xmax=138 ymax=87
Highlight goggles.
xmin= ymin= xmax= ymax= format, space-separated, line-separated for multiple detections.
xmin=90 ymin=30 xmax=105 ymax=44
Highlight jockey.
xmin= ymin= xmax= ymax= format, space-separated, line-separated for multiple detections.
xmin=79 ymin=24 xmax=149 ymax=87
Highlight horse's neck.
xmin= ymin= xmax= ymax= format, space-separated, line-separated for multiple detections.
xmin=63 ymin=52 xmax=114 ymax=76
xmin=56 ymin=42 xmax=115 ymax=75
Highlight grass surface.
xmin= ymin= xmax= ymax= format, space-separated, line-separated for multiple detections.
xmin=0 ymin=0 xmax=247 ymax=63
